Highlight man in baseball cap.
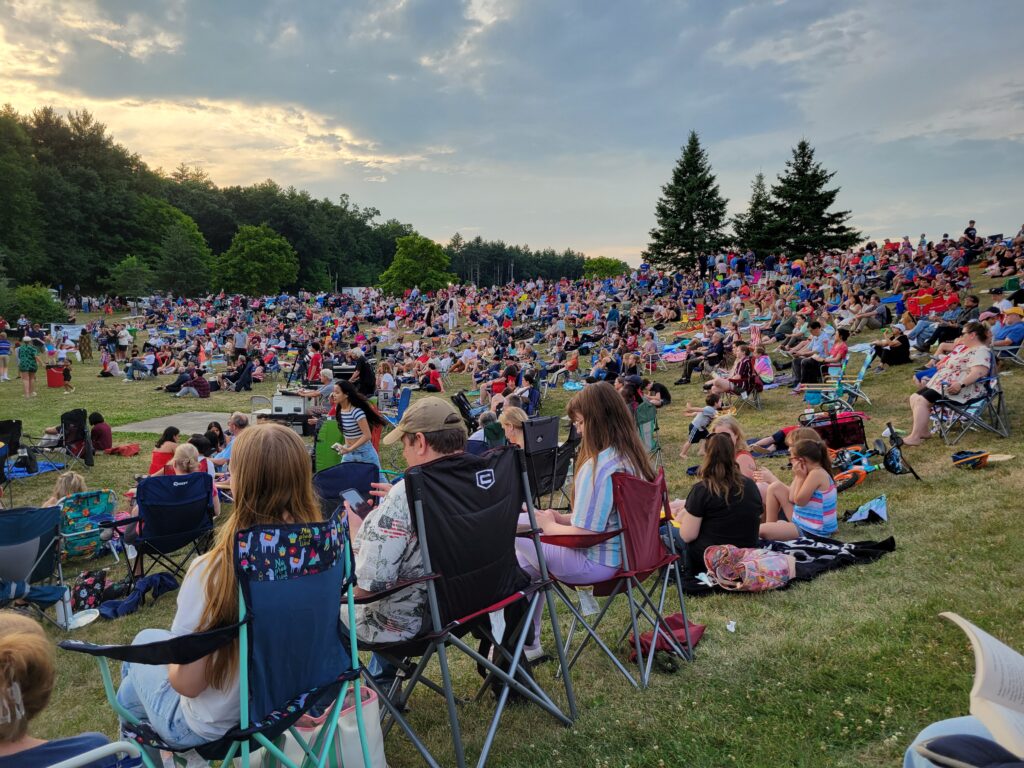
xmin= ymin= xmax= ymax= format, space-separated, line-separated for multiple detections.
xmin=351 ymin=396 xmax=468 ymax=689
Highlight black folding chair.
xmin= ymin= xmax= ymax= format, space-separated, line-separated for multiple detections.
xmin=110 ymin=472 xmax=215 ymax=587
xmin=525 ymin=425 xmax=580 ymax=510
xmin=29 ymin=409 xmax=94 ymax=469
xmin=0 ymin=419 xmax=24 ymax=504
xmin=360 ymin=447 xmax=576 ymax=768
xmin=312 ymin=461 xmax=379 ymax=518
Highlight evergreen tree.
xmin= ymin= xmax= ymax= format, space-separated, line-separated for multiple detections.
xmin=645 ymin=130 xmax=728 ymax=270
xmin=769 ymin=140 xmax=860 ymax=255
xmin=157 ymin=219 xmax=212 ymax=296
xmin=106 ymin=255 xmax=153 ymax=299
xmin=731 ymin=172 xmax=777 ymax=259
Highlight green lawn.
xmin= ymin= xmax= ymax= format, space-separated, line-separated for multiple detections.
xmin=5 ymin=285 xmax=1023 ymax=767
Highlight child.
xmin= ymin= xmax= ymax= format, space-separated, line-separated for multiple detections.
xmin=679 ymin=392 xmax=722 ymax=458
xmin=61 ymin=357 xmax=75 ymax=394
xmin=758 ymin=438 xmax=837 ymax=540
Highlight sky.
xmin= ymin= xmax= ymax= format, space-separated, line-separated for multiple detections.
xmin=2 ymin=0 xmax=1023 ymax=265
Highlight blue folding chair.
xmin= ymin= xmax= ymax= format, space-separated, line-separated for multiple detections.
xmin=61 ymin=513 xmax=371 ymax=767
xmin=312 ymin=461 xmax=379 ymax=517
xmin=111 ymin=473 xmax=215 ymax=587
xmin=0 ymin=505 xmax=67 ymax=622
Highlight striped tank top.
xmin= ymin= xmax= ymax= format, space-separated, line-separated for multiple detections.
xmin=793 ymin=480 xmax=838 ymax=535
xmin=337 ymin=406 xmax=367 ymax=440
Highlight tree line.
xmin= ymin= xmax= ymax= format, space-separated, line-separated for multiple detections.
xmin=0 ymin=105 xmax=600 ymax=298
xmin=645 ymin=131 xmax=861 ymax=270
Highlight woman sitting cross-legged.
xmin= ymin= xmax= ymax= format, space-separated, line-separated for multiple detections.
xmin=514 ymin=381 xmax=655 ymax=659
xmin=668 ymin=433 xmax=762 ymax=580
xmin=0 ymin=612 xmax=132 ymax=767
xmin=115 ymin=424 xmax=325 ymax=752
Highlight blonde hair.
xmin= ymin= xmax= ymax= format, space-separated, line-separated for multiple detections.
xmin=498 ymin=406 xmax=528 ymax=430
xmin=0 ymin=612 xmax=53 ymax=743
xmin=711 ymin=415 xmax=748 ymax=454
xmin=171 ymin=443 xmax=200 ymax=474
xmin=52 ymin=471 xmax=86 ymax=501
xmin=197 ymin=424 xmax=323 ymax=689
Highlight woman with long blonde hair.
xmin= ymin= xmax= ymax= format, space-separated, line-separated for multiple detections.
xmin=115 ymin=424 xmax=324 ymax=749
xmin=515 ymin=382 xmax=654 ymax=658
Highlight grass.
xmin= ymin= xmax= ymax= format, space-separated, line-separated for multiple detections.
xmin=5 ymin=279 xmax=1023 ymax=767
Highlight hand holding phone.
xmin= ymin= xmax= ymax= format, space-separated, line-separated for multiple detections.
xmin=341 ymin=488 xmax=373 ymax=519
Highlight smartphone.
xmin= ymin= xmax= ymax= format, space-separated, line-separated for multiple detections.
xmin=341 ymin=488 xmax=373 ymax=519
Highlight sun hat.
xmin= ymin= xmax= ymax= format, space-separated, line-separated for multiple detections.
xmin=1004 ymin=307 xmax=1023 ymax=317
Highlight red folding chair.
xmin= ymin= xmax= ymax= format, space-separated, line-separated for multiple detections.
xmin=542 ymin=467 xmax=694 ymax=688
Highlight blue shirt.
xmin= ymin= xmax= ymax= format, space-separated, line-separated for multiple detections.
xmin=571 ymin=447 xmax=631 ymax=568
xmin=994 ymin=322 xmax=1024 ymax=346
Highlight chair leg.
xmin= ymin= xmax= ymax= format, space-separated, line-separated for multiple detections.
xmin=435 ymin=643 xmax=467 ymax=768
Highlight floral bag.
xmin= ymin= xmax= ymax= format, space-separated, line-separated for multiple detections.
xmin=703 ymin=544 xmax=795 ymax=592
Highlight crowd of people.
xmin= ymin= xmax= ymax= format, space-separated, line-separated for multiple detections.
xmin=2 ymin=219 xmax=1023 ymax=766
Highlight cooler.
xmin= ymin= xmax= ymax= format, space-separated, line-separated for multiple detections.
xmin=46 ymin=365 xmax=64 ymax=388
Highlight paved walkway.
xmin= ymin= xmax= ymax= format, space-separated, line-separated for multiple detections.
xmin=112 ymin=411 xmax=235 ymax=435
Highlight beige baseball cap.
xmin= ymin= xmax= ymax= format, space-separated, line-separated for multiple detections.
xmin=381 ymin=396 xmax=467 ymax=445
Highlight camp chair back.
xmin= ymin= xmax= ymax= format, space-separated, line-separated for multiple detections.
xmin=483 ymin=419 xmax=507 ymax=449
xmin=933 ymin=357 xmax=1010 ymax=445
xmin=126 ymin=472 xmax=215 ymax=584
xmin=840 ymin=349 xmax=875 ymax=407
xmin=362 ymin=447 xmax=575 ymax=768
xmin=312 ymin=460 xmax=379 ymax=518
xmin=60 ymin=513 xmax=372 ymax=768
xmin=731 ymin=355 xmax=764 ymax=411
xmin=818 ymin=350 xmax=874 ymax=412
xmin=60 ymin=489 xmax=117 ymax=559
xmin=451 ymin=391 xmax=480 ymax=430
xmin=635 ymin=400 xmax=663 ymax=467
xmin=0 ymin=419 xmax=23 ymax=462
xmin=541 ymin=468 xmax=692 ymax=689
xmin=0 ymin=505 xmax=66 ymax=614
xmin=525 ymin=438 xmax=578 ymax=509
xmin=465 ymin=438 xmax=488 ymax=456
xmin=41 ymin=409 xmax=94 ymax=469
xmin=313 ymin=417 xmax=343 ymax=472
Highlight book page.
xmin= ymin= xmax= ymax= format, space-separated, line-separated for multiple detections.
xmin=942 ymin=612 xmax=1024 ymax=711
xmin=942 ymin=612 xmax=1024 ymax=755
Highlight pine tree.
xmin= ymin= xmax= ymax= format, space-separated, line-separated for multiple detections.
xmin=645 ymin=131 xmax=728 ymax=270
xmin=769 ymin=140 xmax=860 ymax=255
xmin=731 ymin=172 xmax=777 ymax=259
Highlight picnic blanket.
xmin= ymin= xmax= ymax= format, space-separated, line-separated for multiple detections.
xmin=5 ymin=459 xmax=65 ymax=479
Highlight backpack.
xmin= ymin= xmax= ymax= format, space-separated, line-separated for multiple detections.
xmin=703 ymin=545 xmax=795 ymax=592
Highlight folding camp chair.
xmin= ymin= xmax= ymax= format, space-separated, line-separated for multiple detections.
xmin=109 ymin=472 xmax=215 ymax=588
xmin=28 ymin=409 xmax=94 ymax=470
xmin=382 ymin=387 xmax=414 ymax=428
xmin=996 ymin=341 xmax=1024 ymax=368
xmin=312 ymin=460 xmax=379 ymax=518
xmin=451 ymin=390 xmax=485 ymax=431
xmin=525 ymin=430 xmax=579 ymax=510
xmin=359 ymin=447 xmax=576 ymax=768
xmin=0 ymin=442 xmax=9 ymax=509
xmin=60 ymin=489 xmax=117 ymax=560
xmin=819 ymin=350 xmax=874 ymax=411
xmin=0 ymin=419 xmax=29 ymax=502
xmin=634 ymin=400 xmax=664 ymax=468
xmin=0 ymin=505 xmax=68 ymax=626
xmin=60 ymin=513 xmax=374 ymax=768
xmin=543 ymin=468 xmax=693 ymax=689
xmin=931 ymin=373 xmax=1011 ymax=445
xmin=48 ymin=740 xmax=147 ymax=768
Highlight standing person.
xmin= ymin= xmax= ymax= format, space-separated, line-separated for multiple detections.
xmin=331 ymin=379 xmax=385 ymax=469
xmin=0 ymin=331 xmax=10 ymax=381
xmin=61 ymin=357 xmax=75 ymax=394
xmin=115 ymin=424 xmax=324 ymax=755
xmin=514 ymin=382 xmax=656 ymax=657
xmin=17 ymin=338 xmax=43 ymax=398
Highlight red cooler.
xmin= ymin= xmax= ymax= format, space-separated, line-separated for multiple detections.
xmin=46 ymin=365 xmax=64 ymax=388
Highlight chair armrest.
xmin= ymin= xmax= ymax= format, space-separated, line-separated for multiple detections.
xmin=59 ymin=620 xmax=244 ymax=665
xmin=48 ymin=741 xmax=143 ymax=768
xmin=354 ymin=574 xmax=438 ymax=605
xmin=540 ymin=529 xmax=622 ymax=549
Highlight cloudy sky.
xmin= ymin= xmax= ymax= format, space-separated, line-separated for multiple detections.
xmin=2 ymin=0 xmax=1022 ymax=263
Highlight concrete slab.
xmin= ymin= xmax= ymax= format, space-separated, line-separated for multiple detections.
xmin=112 ymin=411 xmax=236 ymax=435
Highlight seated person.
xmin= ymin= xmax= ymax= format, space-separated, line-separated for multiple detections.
xmin=704 ymin=343 xmax=754 ymax=395
xmin=115 ymin=424 xmax=323 ymax=752
xmin=675 ymin=332 xmax=725 ymax=385
xmin=872 ymin=324 xmax=912 ymax=370
xmin=174 ymin=368 xmax=210 ymax=399
xmin=669 ymin=434 xmax=761 ymax=579
xmin=903 ymin=322 xmax=993 ymax=446
xmin=347 ymin=398 xmax=468 ymax=687
xmin=642 ymin=377 xmax=671 ymax=407
xmin=89 ymin=412 xmax=113 ymax=452
xmin=41 ymin=470 xmax=87 ymax=507
xmin=758 ymin=437 xmax=837 ymax=540
xmin=514 ymin=382 xmax=656 ymax=659
xmin=0 ymin=611 xmax=125 ymax=768
xmin=992 ymin=306 xmax=1024 ymax=353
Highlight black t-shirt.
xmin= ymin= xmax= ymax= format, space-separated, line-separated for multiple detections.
xmin=684 ymin=477 xmax=762 ymax=578
xmin=648 ymin=381 xmax=671 ymax=406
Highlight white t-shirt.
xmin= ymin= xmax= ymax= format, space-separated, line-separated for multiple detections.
xmin=171 ymin=556 xmax=240 ymax=740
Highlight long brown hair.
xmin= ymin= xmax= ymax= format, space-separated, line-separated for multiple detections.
xmin=197 ymin=424 xmax=324 ymax=689
xmin=791 ymin=439 xmax=834 ymax=478
xmin=699 ymin=433 xmax=747 ymax=499
xmin=0 ymin=611 xmax=54 ymax=742
xmin=566 ymin=382 xmax=654 ymax=482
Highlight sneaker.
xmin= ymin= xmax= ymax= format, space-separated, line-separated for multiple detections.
xmin=674 ymin=378 xmax=690 ymax=385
